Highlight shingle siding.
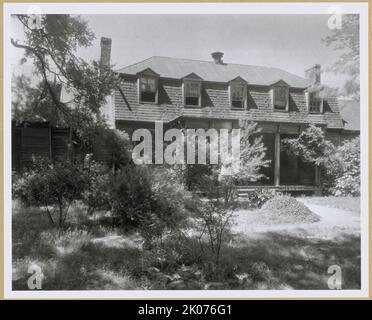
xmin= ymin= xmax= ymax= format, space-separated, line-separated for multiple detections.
xmin=114 ymin=76 xmax=344 ymax=129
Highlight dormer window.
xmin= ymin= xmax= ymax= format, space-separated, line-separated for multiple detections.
xmin=272 ymin=85 xmax=289 ymax=111
xmin=139 ymin=76 xmax=158 ymax=103
xmin=308 ymin=92 xmax=323 ymax=113
xmin=184 ymin=79 xmax=201 ymax=106
xmin=229 ymin=80 xmax=246 ymax=109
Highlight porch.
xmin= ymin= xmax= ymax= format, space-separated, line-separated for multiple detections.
xmin=256 ymin=123 xmax=321 ymax=188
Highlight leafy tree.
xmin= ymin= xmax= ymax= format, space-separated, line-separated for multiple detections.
xmin=323 ymin=14 xmax=360 ymax=100
xmin=192 ymin=121 xmax=269 ymax=267
xmin=282 ymin=124 xmax=335 ymax=166
xmin=283 ymin=125 xmax=360 ymax=196
xmin=11 ymin=14 xmax=122 ymax=145
xmin=332 ymin=137 xmax=360 ymax=196
xmin=11 ymin=74 xmax=64 ymax=125
xmin=11 ymin=14 xmax=132 ymax=168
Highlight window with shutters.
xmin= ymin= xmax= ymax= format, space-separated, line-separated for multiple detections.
xmin=139 ymin=76 xmax=158 ymax=103
xmin=273 ymin=86 xmax=289 ymax=111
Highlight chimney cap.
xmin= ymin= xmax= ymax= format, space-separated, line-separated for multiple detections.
xmin=100 ymin=37 xmax=112 ymax=46
xmin=305 ymin=64 xmax=321 ymax=72
xmin=211 ymin=51 xmax=224 ymax=64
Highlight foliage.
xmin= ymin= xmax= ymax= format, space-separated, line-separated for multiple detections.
xmin=13 ymin=159 xmax=87 ymax=229
xmin=322 ymin=14 xmax=360 ymax=100
xmin=237 ymin=121 xmax=270 ymax=182
xmin=193 ymin=192 xmax=236 ymax=267
xmin=81 ymin=158 xmax=111 ymax=216
xmin=11 ymin=14 xmax=123 ymax=145
xmin=109 ymin=166 xmax=191 ymax=242
xmin=189 ymin=121 xmax=269 ymax=267
xmin=11 ymin=75 xmax=64 ymax=126
xmin=283 ymin=125 xmax=360 ymax=196
xmin=90 ymin=128 xmax=132 ymax=170
xmin=331 ymin=137 xmax=360 ymax=196
xmin=282 ymin=124 xmax=335 ymax=166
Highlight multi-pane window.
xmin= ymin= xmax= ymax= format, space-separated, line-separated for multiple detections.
xmin=230 ymin=83 xmax=246 ymax=109
xmin=308 ymin=92 xmax=323 ymax=113
xmin=139 ymin=76 xmax=157 ymax=103
xmin=273 ymin=86 xmax=289 ymax=111
xmin=184 ymin=80 xmax=201 ymax=106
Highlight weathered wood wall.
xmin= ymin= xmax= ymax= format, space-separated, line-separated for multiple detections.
xmin=12 ymin=123 xmax=71 ymax=171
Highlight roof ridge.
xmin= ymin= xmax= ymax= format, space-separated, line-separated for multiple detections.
xmin=147 ymin=55 xmax=286 ymax=71
xmin=116 ymin=55 xmax=310 ymax=87
xmin=118 ymin=55 xmax=293 ymax=75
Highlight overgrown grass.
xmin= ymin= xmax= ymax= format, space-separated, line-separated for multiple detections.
xmin=12 ymin=199 xmax=360 ymax=290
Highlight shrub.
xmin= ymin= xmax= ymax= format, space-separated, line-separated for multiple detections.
xmin=13 ymin=159 xmax=87 ymax=229
xmin=283 ymin=125 xmax=360 ymax=197
xmin=189 ymin=121 xmax=269 ymax=267
xmin=282 ymin=124 xmax=335 ymax=166
xmin=332 ymin=137 xmax=360 ymax=196
xmin=109 ymin=166 xmax=191 ymax=242
xmin=81 ymin=158 xmax=111 ymax=215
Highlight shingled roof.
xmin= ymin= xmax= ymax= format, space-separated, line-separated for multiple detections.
xmin=116 ymin=56 xmax=311 ymax=88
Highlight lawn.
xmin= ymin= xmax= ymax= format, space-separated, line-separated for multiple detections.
xmin=12 ymin=196 xmax=361 ymax=290
xmin=302 ymin=196 xmax=360 ymax=213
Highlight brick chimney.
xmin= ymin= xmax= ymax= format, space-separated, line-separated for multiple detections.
xmin=100 ymin=37 xmax=112 ymax=69
xmin=211 ymin=51 xmax=224 ymax=65
xmin=305 ymin=64 xmax=321 ymax=85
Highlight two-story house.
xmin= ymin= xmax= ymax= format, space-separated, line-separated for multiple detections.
xmin=101 ymin=37 xmax=345 ymax=191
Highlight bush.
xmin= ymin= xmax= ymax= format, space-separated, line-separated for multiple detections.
xmin=110 ymin=166 xmax=192 ymax=242
xmin=81 ymin=158 xmax=111 ymax=215
xmin=283 ymin=125 xmax=360 ymax=197
xmin=13 ymin=159 xmax=88 ymax=229
xmin=331 ymin=137 xmax=360 ymax=196
xmin=283 ymin=124 xmax=334 ymax=165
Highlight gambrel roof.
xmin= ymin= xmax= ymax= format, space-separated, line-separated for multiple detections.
xmin=116 ymin=56 xmax=311 ymax=88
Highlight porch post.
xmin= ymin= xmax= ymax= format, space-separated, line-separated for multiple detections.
xmin=314 ymin=165 xmax=321 ymax=186
xmin=274 ymin=133 xmax=280 ymax=186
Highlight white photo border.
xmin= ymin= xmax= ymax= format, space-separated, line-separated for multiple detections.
xmin=3 ymin=2 xmax=369 ymax=299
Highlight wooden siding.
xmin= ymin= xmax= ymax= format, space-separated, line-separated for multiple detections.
xmin=12 ymin=125 xmax=71 ymax=170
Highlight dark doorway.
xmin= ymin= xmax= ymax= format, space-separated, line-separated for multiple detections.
xmin=280 ymin=134 xmax=315 ymax=185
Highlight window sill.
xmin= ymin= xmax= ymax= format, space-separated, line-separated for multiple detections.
xmin=139 ymin=100 xmax=158 ymax=105
xmin=231 ymin=107 xmax=246 ymax=111
xmin=184 ymin=104 xmax=202 ymax=108
xmin=273 ymin=109 xmax=289 ymax=112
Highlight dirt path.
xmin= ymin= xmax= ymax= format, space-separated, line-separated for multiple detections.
xmin=232 ymin=199 xmax=360 ymax=240
xmin=298 ymin=199 xmax=360 ymax=230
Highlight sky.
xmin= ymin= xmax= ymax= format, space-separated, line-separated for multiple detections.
xmin=10 ymin=14 xmax=351 ymax=89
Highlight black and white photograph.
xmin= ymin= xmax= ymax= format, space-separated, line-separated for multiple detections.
xmin=3 ymin=2 xmax=369 ymax=299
